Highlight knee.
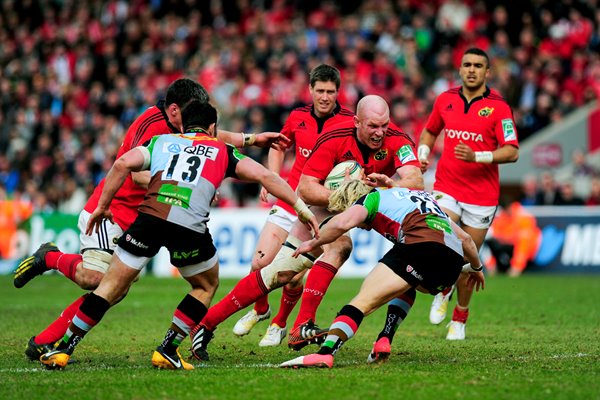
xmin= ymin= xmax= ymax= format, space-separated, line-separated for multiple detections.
xmin=325 ymin=236 xmax=353 ymax=263
xmin=276 ymin=270 xmax=296 ymax=286
xmin=79 ymin=269 xmax=104 ymax=290
xmin=251 ymin=255 xmax=270 ymax=272
xmin=287 ymin=274 xmax=304 ymax=287
xmin=200 ymin=274 xmax=219 ymax=296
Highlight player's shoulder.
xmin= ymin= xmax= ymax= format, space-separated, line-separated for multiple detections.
xmin=290 ymin=104 xmax=313 ymax=116
xmin=440 ymin=86 xmax=462 ymax=98
xmin=312 ymin=123 xmax=356 ymax=150
xmin=486 ymin=88 xmax=511 ymax=107
xmin=132 ymin=105 xmax=165 ymax=125
xmin=125 ymin=105 xmax=170 ymax=143
xmin=337 ymin=105 xmax=355 ymax=118
xmin=386 ymin=122 xmax=415 ymax=145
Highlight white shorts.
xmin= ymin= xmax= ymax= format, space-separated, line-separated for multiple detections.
xmin=265 ymin=205 xmax=297 ymax=232
xmin=432 ymin=191 xmax=498 ymax=229
xmin=78 ymin=209 xmax=124 ymax=273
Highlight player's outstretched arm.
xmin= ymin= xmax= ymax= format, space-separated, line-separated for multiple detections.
xmin=293 ymin=205 xmax=367 ymax=257
xmin=217 ymin=130 xmax=290 ymax=151
xmin=260 ymin=146 xmax=286 ymax=202
xmin=235 ymin=157 xmax=319 ymax=237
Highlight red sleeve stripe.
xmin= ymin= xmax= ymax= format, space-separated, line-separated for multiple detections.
xmin=311 ymin=127 xmax=355 ymax=154
xmin=387 ymin=126 xmax=416 ymax=146
xmin=487 ymin=94 xmax=508 ymax=103
xmin=132 ymin=111 xmax=164 ymax=147
xmin=295 ymin=105 xmax=312 ymax=113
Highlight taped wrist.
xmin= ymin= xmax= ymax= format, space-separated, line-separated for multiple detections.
xmin=417 ymin=144 xmax=431 ymax=161
xmin=462 ymin=263 xmax=483 ymax=272
xmin=242 ymin=133 xmax=256 ymax=147
xmin=474 ymin=151 xmax=493 ymax=163
xmin=293 ymin=199 xmax=313 ymax=222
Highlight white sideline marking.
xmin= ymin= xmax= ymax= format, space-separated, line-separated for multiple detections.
xmin=1 ymin=353 xmax=592 ymax=373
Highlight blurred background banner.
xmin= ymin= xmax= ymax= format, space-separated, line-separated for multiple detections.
xmin=527 ymin=206 xmax=600 ymax=272
xmin=2 ymin=207 xmax=599 ymax=276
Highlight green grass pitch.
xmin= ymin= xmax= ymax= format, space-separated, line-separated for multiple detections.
xmin=0 ymin=274 xmax=598 ymax=400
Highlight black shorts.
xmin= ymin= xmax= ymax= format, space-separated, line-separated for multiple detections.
xmin=117 ymin=212 xmax=217 ymax=268
xmin=379 ymin=242 xmax=464 ymax=294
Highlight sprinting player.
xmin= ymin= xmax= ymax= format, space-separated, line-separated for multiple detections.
xmin=279 ymin=180 xmax=484 ymax=369
xmin=232 ymin=64 xmax=355 ymax=347
xmin=38 ymin=100 xmax=319 ymax=370
xmin=372 ymin=47 xmax=518 ymax=350
xmin=14 ymin=78 xmax=289 ymax=361
xmin=189 ymin=95 xmax=423 ymax=360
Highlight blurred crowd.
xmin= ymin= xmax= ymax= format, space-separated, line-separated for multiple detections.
xmin=518 ymin=149 xmax=600 ymax=206
xmin=1 ymin=0 xmax=600 ymax=213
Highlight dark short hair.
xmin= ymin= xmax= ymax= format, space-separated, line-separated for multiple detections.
xmin=309 ymin=64 xmax=341 ymax=89
xmin=181 ymin=100 xmax=218 ymax=131
xmin=165 ymin=78 xmax=210 ymax=107
xmin=463 ymin=48 xmax=490 ymax=68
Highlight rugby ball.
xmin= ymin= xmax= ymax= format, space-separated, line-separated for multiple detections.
xmin=324 ymin=160 xmax=363 ymax=190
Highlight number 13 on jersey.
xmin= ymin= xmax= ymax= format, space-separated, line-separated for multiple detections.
xmin=163 ymin=152 xmax=207 ymax=185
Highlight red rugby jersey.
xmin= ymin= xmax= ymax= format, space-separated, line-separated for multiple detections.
xmin=302 ymin=121 xmax=420 ymax=183
xmin=426 ymin=87 xmax=519 ymax=206
xmin=84 ymin=102 xmax=176 ymax=230
xmin=274 ymin=103 xmax=355 ymax=214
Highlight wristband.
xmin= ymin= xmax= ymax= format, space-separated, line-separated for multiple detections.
xmin=462 ymin=263 xmax=483 ymax=272
xmin=243 ymin=133 xmax=256 ymax=147
xmin=417 ymin=144 xmax=431 ymax=161
xmin=474 ymin=151 xmax=493 ymax=163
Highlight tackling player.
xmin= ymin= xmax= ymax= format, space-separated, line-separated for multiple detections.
xmin=279 ymin=180 xmax=484 ymax=369
xmin=189 ymin=95 xmax=423 ymax=360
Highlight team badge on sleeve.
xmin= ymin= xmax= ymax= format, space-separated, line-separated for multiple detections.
xmin=501 ymin=119 xmax=517 ymax=141
xmin=397 ymin=145 xmax=417 ymax=164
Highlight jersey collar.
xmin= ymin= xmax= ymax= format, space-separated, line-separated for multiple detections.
xmin=311 ymin=102 xmax=342 ymax=134
xmin=458 ymin=86 xmax=491 ymax=113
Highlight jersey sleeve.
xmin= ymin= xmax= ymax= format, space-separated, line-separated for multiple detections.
xmin=494 ymin=103 xmax=519 ymax=148
xmin=225 ymin=144 xmax=247 ymax=178
xmin=424 ymin=96 xmax=445 ymax=136
xmin=135 ymin=146 xmax=151 ymax=170
xmin=388 ymin=124 xmax=420 ymax=170
xmin=355 ymin=190 xmax=380 ymax=223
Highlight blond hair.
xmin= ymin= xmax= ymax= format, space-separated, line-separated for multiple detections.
xmin=328 ymin=180 xmax=373 ymax=213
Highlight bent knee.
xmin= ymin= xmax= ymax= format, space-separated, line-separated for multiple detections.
xmin=276 ymin=270 xmax=296 ymax=286
xmin=324 ymin=236 xmax=353 ymax=262
xmin=251 ymin=256 xmax=271 ymax=271
xmin=78 ymin=269 xmax=105 ymax=290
